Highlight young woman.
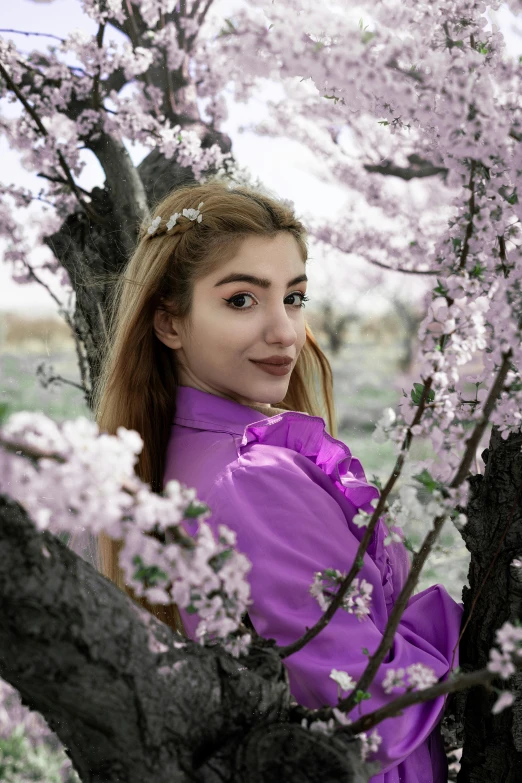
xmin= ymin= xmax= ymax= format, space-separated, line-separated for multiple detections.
xmin=95 ymin=179 xmax=462 ymax=782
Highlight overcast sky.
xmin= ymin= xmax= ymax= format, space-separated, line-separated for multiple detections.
xmin=1 ymin=1 xmax=521 ymax=316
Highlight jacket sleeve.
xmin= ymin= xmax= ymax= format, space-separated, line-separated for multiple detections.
xmin=179 ymin=457 xmax=462 ymax=775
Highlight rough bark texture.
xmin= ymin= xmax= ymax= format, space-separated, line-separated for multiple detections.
xmin=0 ymin=494 xmax=370 ymax=783
xmin=43 ymin=124 xmax=233 ymax=408
xmin=457 ymin=427 xmax=522 ymax=782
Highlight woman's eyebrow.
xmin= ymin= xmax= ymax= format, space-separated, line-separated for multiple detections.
xmin=214 ymin=273 xmax=308 ymax=289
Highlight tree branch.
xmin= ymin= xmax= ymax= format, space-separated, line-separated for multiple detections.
xmin=340 ymin=667 xmax=497 ymax=736
xmin=0 ymin=61 xmax=107 ymax=225
xmin=0 ymin=493 xmax=369 ymax=783
xmin=0 ymin=29 xmax=65 ymax=43
xmin=363 ymin=154 xmax=448 ymax=181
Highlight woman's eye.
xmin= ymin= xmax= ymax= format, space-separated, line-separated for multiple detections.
xmin=223 ymin=292 xmax=309 ymax=311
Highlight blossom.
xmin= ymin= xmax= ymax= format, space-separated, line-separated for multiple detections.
xmin=166 ymin=212 xmax=181 ymax=230
xmin=329 ymin=669 xmax=356 ymax=692
xmin=382 ymin=668 xmax=406 ymax=693
xmin=147 ymin=216 xmax=162 ymax=235
xmin=181 ymin=202 xmax=204 ymax=222
xmin=358 ymin=729 xmax=383 ymax=761
xmin=491 ymin=691 xmax=515 ymax=715
xmin=406 ymin=663 xmax=438 ymax=690
xmin=487 ymin=649 xmax=516 ymax=679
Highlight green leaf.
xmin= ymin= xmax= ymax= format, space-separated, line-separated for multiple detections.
xmin=410 ymin=383 xmax=435 ymax=406
xmin=209 ymin=548 xmax=234 ymax=572
xmin=402 ymin=536 xmax=416 ymax=554
xmin=353 ymin=689 xmax=372 ymax=704
xmin=362 ymin=647 xmax=370 ymax=656
xmin=132 ymin=555 xmax=168 ymax=586
xmin=470 ymin=262 xmax=485 ymax=280
xmin=185 ymin=603 xmax=198 ymax=614
xmin=370 ymin=474 xmax=383 ymax=491
xmin=184 ymin=500 xmax=209 ymax=519
xmin=324 ymin=567 xmax=340 ymax=580
xmin=412 ymin=468 xmax=441 ymax=494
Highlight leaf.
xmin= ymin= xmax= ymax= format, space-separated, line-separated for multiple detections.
xmin=353 ymin=689 xmax=372 ymax=704
xmin=184 ymin=500 xmax=209 ymax=519
xmin=410 ymin=383 xmax=435 ymax=405
xmin=412 ymin=468 xmax=440 ymax=494
xmin=402 ymin=536 xmax=416 ymax=554
xmin=132 ymin=555 xmax=168 ymax=586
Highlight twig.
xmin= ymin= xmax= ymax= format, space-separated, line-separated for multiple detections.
xmin=458 ymin=160 xmax=476 ymax=271
xmin=39 ymin=372 xmax=86 ymax=393
xmin=92 ymin=23 xmax=105 ymax=110
xmin=330 ymin=355 xmax=514 ymax=716
xmin=337 ymin=667 xmax=496 ymax=736
xmin=0 ymin=29 xmax=65 ymax=43
xmin=364 ymin=258 xmax=438 ymax=276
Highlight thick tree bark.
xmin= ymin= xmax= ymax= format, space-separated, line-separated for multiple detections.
xmin=43 ymin=123 xmax=233 ymax=407
xmin=457 ymin=427 xmax=522 ymax=782
xmin=0 ymin=493 xmax=370 ymax=783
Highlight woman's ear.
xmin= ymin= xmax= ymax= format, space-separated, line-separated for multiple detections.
xmin=153 ymin=308 xmax=183 ymax=350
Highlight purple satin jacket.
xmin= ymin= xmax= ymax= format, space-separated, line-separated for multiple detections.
xmin=163 ymin=385 xmax=463 ymax=782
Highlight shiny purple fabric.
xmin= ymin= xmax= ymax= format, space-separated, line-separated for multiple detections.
xmin=163 ymin=386 xmax=463 ymax=782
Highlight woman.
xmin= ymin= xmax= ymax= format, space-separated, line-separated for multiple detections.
xmin=95 ymin=179 xmax=462 ymax=782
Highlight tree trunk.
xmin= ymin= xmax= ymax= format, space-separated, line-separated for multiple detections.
xmin=44 ymin=124 xmax=234 ymax=407
xmin=457 ymin=427 xmax=522 ymax=782
xmin=0 ymin=493 xmax=370 ymax=783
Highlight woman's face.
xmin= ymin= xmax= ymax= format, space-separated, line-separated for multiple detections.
xmin=154 ymin=232 xmax=308 ymax=406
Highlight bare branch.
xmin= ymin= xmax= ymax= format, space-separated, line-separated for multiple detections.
xmin=363 ymin=154 xmax=448 ymax=181
xmin=364 ymin=258 xmax=438 ymax=275
xmin=0 ymin=29 xmax=65 ymax=43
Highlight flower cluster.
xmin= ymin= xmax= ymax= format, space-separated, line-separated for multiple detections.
xmin=301 ymin=709 xmax=382 ymax=763
xmin=310 ymin=568 xmax=373 ymax=620
xmin=382 ymin=663 xmax=438 ymax=694
xmin=0 ymin=411 xmax=252 ymax=657
xmin=483 ymin=621 xmax=522 ymax=714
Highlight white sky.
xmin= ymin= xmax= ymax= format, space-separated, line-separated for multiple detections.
xmin=1 ymin=1 xmax=521 ymax=316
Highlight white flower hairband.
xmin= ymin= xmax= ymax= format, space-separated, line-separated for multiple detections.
xmin=146 ymin=202 xmax=204 ymax=236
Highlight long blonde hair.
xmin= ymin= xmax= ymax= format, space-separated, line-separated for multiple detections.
xmin=93 ymin=178 xmax=337 ymax=635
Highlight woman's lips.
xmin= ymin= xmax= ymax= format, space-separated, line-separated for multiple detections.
xmin=250 ymin=360 xmax=292 ymax=376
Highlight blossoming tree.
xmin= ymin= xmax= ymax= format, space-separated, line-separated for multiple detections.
xmin=1 ymin=0 xmax=522 ymax=780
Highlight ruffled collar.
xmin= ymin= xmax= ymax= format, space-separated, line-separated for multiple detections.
xmin=239 ymin=412 xmax=395 ymax=606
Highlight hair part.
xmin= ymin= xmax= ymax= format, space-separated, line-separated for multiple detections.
xmin=93 ymin=178 xmax=337 ymax=636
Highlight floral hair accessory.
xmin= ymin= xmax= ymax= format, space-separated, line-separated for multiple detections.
xmin=147 ymin=215 xmax=162 ymax=235
xmin=167 ymin=201 xmax=204 ymax=231
xmin=144 ymin=202 xmax=204 ymax=239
